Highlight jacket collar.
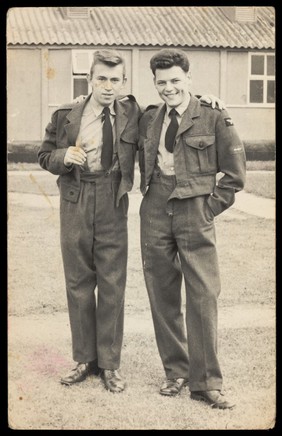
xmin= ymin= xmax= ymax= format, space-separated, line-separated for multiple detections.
xmin=64 ymin=95 xmax=91 ymax=145
xmin=147 ymin=94 xmax=201 ymax=143
xmin=144 ymin=95 xmax=201 ymax=183
xmin=114 ymin=98 xmax=129 ymax=144
xmin=176 ymin=94 xmax=201 ymax=137
xmin=64 ymin=94 xmax=129 ymax=146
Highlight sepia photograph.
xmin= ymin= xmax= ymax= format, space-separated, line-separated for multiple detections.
xmin=7 ymin=6 xmax=275 ymax=430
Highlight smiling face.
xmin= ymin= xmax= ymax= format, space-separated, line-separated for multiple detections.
xmin=87 ymin=62 xmax=126 ymax=107
xmin=154 ymin=66 xmax=191 ymax=108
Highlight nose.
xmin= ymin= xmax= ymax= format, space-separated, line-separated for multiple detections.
xmin=164 ymin=81 xmax=173 ymax=92
xmin=103 ymin=79 xmax=112 ymax=91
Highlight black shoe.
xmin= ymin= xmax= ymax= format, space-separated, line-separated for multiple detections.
xmin=160 ymin=378 xmax=189 ymax=396
xmin=101 ymin=369 xmax=126 ymax=393
xmin=60 ymin=361 xmax=100 ymax=385
xmin=191 ymin=390 xmax=235 ymax=409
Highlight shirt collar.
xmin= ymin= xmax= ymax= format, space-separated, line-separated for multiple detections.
xmin=90 ymin=95 xmax=116 ymax=117
xmin=166 ymin=93 xmax=191 ymax=117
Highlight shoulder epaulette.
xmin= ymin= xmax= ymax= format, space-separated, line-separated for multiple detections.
xmin=145 ymin=104 xmax=160 ymax=112
xmin=118 ymin=94 xmax=136 ymax=102
xmin=56 ymin=101 xmax=79 ymax=111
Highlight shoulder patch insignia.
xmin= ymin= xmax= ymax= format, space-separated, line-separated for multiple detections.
xmin=224 ymin=117 xmax=234 ymax=127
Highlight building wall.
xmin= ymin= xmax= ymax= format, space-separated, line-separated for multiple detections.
xmin=7 ymin=48 xmax=41 ymax=141
xmin=47 ymin=49 xmax=72 ymax=118
xmin=7 ymin=46 xmax=275 ymax=144
xmin=227 ymin=51 xmax=249 ymax=105
xmin=228 ymin=107 xmax=275 ymax=141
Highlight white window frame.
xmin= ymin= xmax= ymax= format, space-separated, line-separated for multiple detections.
xmin=72 ymin=50 xmax=94 ymax=99
xmin=247 ymin=52 xmax=275 ymax=107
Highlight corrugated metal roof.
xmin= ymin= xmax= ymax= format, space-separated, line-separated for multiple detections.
xmin=7 ymin=6 xmax=275 ymax=49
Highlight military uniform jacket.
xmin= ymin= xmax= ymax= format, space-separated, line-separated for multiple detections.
xmin=38 ymin=94 xmax=140 ymax=206
xmin=139 ymin=95 xmax=246 ymax=217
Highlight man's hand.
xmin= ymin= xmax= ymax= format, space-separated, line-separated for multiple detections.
xmin=64 ymin=146 xmax=87 ymax=166
xmin=200 ymin=95 xmax=226 ymax=110
xmin=73 ymin=95 xmax=87 ymax=104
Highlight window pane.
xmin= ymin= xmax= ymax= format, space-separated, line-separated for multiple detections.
xmin=250 ymin=80 xmax=263 ymax=103
xmin=251 ymin=55 xmax=264 ymax=75
xmin=267 ymin=56 xmax=275 ymax=76
xmin=73 ymin=78 xmax=88 ymax=99
xmin=72 ymin=50 xmax=91 ymax=74
xmin=267 ymin=80 xmax=275 ymax=103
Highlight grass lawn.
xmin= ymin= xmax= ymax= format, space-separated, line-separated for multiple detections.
xmin=9 ymin=319 xmax=275 ymax=430
xmin=8 ymin=178 xmax=275 ymax=429
xmin=246 ymin=161 xmax=275 ymax=171
xmin=244 ymin=171 xmax=275 ymax=199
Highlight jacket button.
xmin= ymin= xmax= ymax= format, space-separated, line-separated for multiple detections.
xmin=69 ymin=191 xmax=74 ymax=196
xmin=199 ymin=141 xmax=204 ymax=148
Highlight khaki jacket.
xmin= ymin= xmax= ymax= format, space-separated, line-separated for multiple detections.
xmin=139 ymin=95 xmax=246 ymax=217
xmin=38 ymin=94 xmax=140 ymax=206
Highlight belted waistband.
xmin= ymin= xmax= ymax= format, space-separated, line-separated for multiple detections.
xmin=151 ymin=169 xmax=177 ymax=182
xmin=80 ymin=170 xmax=121 ymax=182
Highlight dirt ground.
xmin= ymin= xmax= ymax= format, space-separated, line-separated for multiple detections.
xmin=7 ymin=169 xmax=276 ymax=430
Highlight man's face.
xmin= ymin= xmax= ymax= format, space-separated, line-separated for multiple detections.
xmin=88 ymin=62 xmax=126 ymax=106
xmin=154 ymin=66 xmax=191 ymax=107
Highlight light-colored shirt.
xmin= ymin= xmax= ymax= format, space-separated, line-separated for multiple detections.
xmin=157 ymin=96 xmax=191 ymax=175
xmin=76 ymin=96 xmax=118 ymax=172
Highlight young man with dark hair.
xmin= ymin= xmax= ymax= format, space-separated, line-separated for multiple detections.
xmin=139 ymin=48 xmax=246 ymax=408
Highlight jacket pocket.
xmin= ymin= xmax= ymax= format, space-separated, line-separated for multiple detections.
xmin=204 ymin=194 xmax=215 ymax=222
xmin=59 ymin=181 xmax=80 ymax=203
xmin=184 ymin=135 xmax=216 ymax=173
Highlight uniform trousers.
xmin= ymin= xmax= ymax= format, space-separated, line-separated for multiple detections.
xmin=140 ymin=171 xmax=223 ymax=391
xmin=60 ymin=171 xmax=128 ymax=369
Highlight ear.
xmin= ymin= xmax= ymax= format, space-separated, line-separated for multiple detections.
xmin=86 ymin=74 xmax=91 ymax=84
xmin=122 ymin=77 xmax=127 ymax=87
xmin=187 ymin=71 xmax=192 ymax=85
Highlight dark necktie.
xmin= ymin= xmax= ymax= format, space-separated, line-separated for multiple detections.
xmin=101 ymin=106 xmax=113 ymax=170
xmin=165 ymin=108 xmax=179 ymax=153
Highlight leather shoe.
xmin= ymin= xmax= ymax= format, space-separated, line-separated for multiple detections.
xmin=191 ymin=390 xmax=235 ymax=409
xmin=101 ymin=369 xmax=126 ymax=393
xmin=60 ymin=360 xmax=100 ymax=385
xmin=160 ymin=378 xmax=189 ymax=396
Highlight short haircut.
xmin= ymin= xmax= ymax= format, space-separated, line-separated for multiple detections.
xmin=89 ymin=49 xmax=126 ymax=78
xmin=150 ymin=49 xmax=190 ymax=75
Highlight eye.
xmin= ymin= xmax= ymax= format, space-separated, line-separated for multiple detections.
xmin=172 ymin=79 xmax=180 ymax=84
xmin=156 ymin=81 xmax=166 ymax=86
xmin=111 ymin=78 xmax=120 ymax=83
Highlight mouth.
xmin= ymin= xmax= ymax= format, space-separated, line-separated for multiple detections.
xmin=164 ymin=92 xmax=179 ymax=97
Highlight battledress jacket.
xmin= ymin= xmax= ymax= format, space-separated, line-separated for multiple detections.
xmin=38 ymin=94 xmax=140 ymax=206
xmin=138 ymin=95 xmax=246 ymax=217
